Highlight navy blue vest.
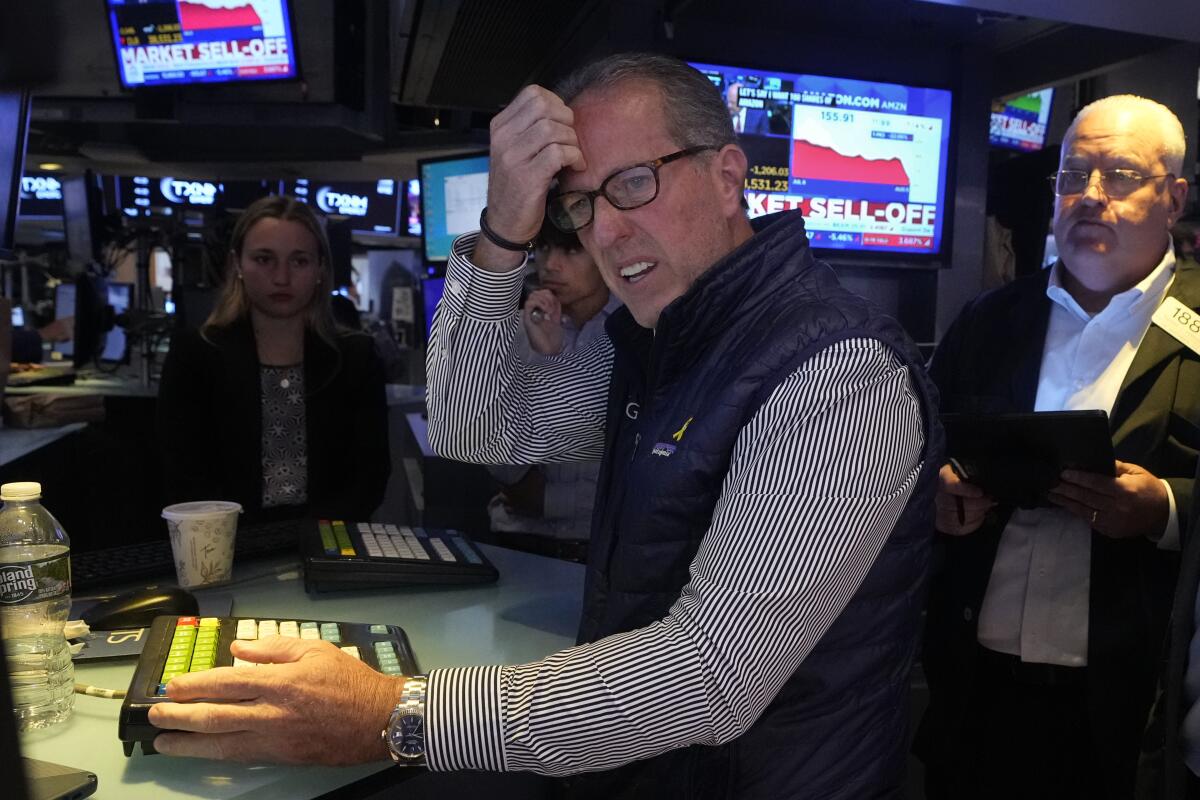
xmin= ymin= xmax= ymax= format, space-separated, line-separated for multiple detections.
xmin=569 ymin=211 xmax=942 ymax=799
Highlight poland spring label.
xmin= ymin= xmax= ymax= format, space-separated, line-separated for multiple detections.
xmin=0 ymin=555 xmax=71 ymax=605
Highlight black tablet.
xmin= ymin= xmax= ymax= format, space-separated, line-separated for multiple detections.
xmin=940 ymin=410 xmax=1115 ymax=508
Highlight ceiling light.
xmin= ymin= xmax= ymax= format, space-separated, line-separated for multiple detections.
xmin=38 ymin=162 xmax=64 ymax=171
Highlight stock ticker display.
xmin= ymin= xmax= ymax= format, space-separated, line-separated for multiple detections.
xmin=106 ymin=0 xmax=298 ymax=88
xmin=692 ymin=61 xmax=954 ymax=256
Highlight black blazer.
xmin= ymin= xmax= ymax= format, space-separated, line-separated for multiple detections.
xmin=1149 ymin=463 xmax=1200 ymax=798
xmin=156 ymin=318 xmax=390 ymax=522
xmin=919 ymin=261 xmax=1200 ymax=796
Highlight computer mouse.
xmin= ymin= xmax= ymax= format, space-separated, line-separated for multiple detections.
xmin=81 ymin=587 xmax=200 ymax=631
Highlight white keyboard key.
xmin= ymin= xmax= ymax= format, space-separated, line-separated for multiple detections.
xmin=279 ymin=621 xmax=300 ymax=638
xmin=385 ymin=524 xmax=400 ymax=535
xmin=236 ymin=620 xmax=258 ymax=640
xmin=233 ymin=657 xmax=255 ymax=668
xmin=340 ymin=646 xmax=361 ymax=660
xmin=258 ymin=620 xmax=278 ymax=638
xmin=357 ymin=522 xmax=372 ymax=534
xmin=300 ymin=628 xmax=320 ymax=640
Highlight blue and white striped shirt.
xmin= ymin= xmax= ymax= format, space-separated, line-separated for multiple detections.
xmin=422 ymin=232 xmax=926 ymax=775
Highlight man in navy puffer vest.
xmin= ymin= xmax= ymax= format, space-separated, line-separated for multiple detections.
xmin=142 ymin=52 xmax=943 ymax=800
xmin=426 ymin=52 xmax=943 ymax=799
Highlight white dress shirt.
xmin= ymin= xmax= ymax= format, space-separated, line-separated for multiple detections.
xmin=976 ymin=245 xmax=1179 ymax=667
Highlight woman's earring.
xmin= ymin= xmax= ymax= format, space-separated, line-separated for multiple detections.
xmin=236 ymin=271 xmax=244 ymax=280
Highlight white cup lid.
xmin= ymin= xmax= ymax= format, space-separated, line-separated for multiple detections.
xmin=162 ymin=501 xmax=244 ymax=521
xmin=1 ymin=482 xmax=42 ymax=501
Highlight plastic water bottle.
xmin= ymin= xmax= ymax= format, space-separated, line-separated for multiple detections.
xmin=0 ymin=482 xmax=74 ymax=731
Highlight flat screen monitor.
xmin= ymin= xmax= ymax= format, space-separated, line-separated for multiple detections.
xmin=114 ymin=175 xmax=220 ymax=216
xmin=423 ymin=276 xmax=445 ymax=340
xmin=418 ymin=153 xmax=489 ymax=262
xmin=103 ymin=282 xmax=132 ymax=362
xmin=113 ymin=176 xmax=280 ymax=217
xmin=990 ymin=88 xmax=1054 ymax=152
xmin=404 ymin=178 xmax=422 ymax=237
xmin=61 ymin=174 xmax=107 ymax=266
xmin=691 ymin=61 xmax=954 ymax=257
xmin=285 ymin=179 xmax=401 ymax=235
xmin=105 ymin=0 xmax=299 ymax=89
xmin=52 ymin=282 xmax=77 ymax=359
xmin=53 ymin=276 xmax=111 ymax=367
xmin=0 ymin=92 xmax=31 ymax=258
xmin=17 ymin=173 xmax=65 ymax=220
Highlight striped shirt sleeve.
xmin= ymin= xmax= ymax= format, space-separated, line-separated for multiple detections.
xmin=424 ymin=232 xmax=612 ymax=465
xmin=425 ymin=337 xmax=926 ymax=774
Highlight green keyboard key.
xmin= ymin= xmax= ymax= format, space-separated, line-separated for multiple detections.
xmin=332 ymin=521 xmax=355 ymax=556
xmin=318 ymin=520 xmax=337 ymax=555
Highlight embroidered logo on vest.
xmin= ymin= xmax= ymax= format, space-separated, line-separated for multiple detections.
xmin=651 ymin=443 xmax=676 ymax=457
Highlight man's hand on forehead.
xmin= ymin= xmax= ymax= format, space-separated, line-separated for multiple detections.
xmin=481 ymin=85 xmax=588 ymax=255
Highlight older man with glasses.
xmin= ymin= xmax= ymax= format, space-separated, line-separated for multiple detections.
xmin=145 ymin=53 xmax=940 ymax=799
xmin=917 ymin=95 xmax=1194 ymax=800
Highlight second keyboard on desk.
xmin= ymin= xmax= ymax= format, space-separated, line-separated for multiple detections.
xmin=303 ymin=520 xmax=499 ymax=592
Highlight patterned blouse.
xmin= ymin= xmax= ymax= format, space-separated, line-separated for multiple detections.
xmin=260 ymin=364 xmax=308 ymax=508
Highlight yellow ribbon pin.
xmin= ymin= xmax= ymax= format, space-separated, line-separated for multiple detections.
xmin=672 ymin=417 xmax=694 ymax=442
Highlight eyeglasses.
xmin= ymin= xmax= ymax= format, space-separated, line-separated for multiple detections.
xmin=1048 ymin=168 xmax=1174 ymax=198
xmin=546 ymin=145 xmax=718 ymax=232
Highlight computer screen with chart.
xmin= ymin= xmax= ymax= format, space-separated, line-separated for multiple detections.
xmin=691 ymin=61 xmax=954 ymax=257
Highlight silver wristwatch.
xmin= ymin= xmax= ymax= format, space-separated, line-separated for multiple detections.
xmin=382 ymin=675 xmax=428 ymax=765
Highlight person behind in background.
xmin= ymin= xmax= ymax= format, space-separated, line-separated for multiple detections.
xmin=157 ymin=195 xmax=389 ymax=522
xmin=487 ymin=218 xmax=620 ymax=555
xmin=917 ymin=95 xmax=1195 ymax=799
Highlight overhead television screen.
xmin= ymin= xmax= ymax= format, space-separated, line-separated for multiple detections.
xmin=17 ymin=173 xmax=65 ymax=220
xmin=285 ymin=179 xmax=401 ymax=235
xmin=418 ymin=153 xmax=489 ymax=262
xmin=106 ymin=0 xmax=299 ymax=89
xmin=115 ymin=175 xmax=221 ymax=214
xmin=691 ymin=61 xmax=953 ymax=256
xmin=990 ymin=88 xmax=1054 ymax=152
xmin=113 ymin=176 xmax=279 ymax=216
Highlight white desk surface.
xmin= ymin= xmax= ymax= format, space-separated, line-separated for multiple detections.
xmin=0 ymin=422 xmax=86 ymax=467
xmin=21 ymin=544 xmax=585 ymax=799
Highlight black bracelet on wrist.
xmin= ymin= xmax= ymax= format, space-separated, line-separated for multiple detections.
xmin=479 ymin=208 xmax=535 ymax=253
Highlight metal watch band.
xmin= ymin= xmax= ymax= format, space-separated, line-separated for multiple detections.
xmin=382 ymin=675 xmax=428 ymax=765
xmin=400 ymin=675 xmax=427 ymax=710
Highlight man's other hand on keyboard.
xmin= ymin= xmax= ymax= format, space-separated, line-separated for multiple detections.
xmin=148 ymin=636 xmax=406 ymax=765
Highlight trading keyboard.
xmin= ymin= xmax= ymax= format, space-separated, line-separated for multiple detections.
xmin=119 ymin=615 xmax=418 ymax=755
xmin=303 ymin=520 xmax=498 ymax=592
xmin=70 ymin=519 xmax=301 ymax=590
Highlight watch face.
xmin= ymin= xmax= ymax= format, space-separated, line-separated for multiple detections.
xmin=390 ymin=713 xmax=425 ymax=758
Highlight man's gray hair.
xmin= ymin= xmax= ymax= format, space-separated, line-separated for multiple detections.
xmin=554 ymin=52 xmax=736 ymax=151
xmin=1066 ymin=94 xmax=1187 ymax=176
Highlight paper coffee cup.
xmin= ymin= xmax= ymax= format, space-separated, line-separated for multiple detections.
xmin=162 ymin=501 xmax=243 ymax=589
